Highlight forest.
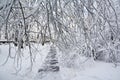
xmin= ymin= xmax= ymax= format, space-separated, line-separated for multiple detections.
xmin=0 ymin=0 xmax=120 ymax=80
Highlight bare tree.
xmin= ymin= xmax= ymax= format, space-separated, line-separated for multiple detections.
xmin=0 ymin=0 xmax=120 ymax=71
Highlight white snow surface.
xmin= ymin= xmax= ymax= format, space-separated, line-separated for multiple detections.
xmin=0 ymin=44 xmax=120 ymax=80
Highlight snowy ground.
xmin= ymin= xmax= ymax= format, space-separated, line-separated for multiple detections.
xmin=0 ymin=44 xmax=120 ymax=80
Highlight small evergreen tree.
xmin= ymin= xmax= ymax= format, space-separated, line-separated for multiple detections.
xmin=38 ymin=45 xmax=59 ymax=73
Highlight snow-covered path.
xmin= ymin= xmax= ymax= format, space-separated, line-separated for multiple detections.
xmin=0 ymin=44 xmax=120 ymax=80
xmin=0 ymin=59 xmax=120 ymax=80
